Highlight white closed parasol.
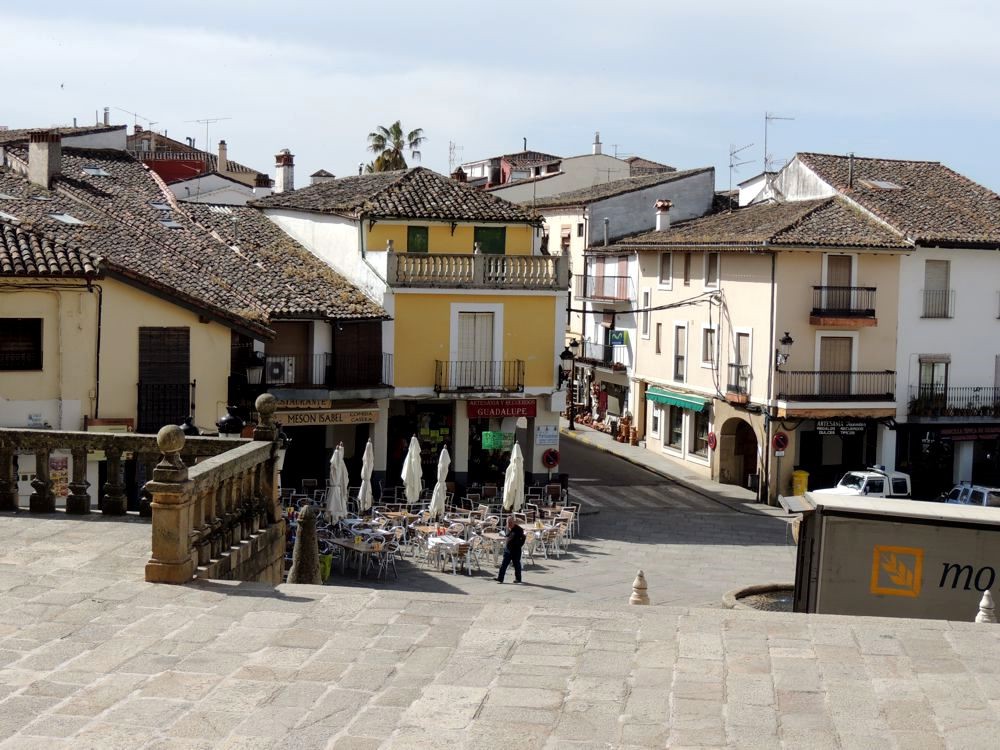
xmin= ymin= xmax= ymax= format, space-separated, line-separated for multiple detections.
xmin=429 ymin=446 xmax=450 ymax=519
xmin=502 ymin=442 xmax=525 ymax=513
xmin=401 ymin=435 xmax=423 ymax=505
xmin=358 ymin=438 xmax=374 ymax=513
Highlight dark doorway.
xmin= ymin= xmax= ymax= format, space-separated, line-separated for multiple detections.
xmin=280 ymin=426 xmax=327 ymax=492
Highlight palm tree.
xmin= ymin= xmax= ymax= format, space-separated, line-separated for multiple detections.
xmin=367 ymin=121 xmax=426 ymax=172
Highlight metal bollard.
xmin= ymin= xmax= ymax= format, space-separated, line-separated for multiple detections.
xmin=976 ymin=589 xmax=997 ymax=623
xmin=629 ymin=569 xmax=650 ymax=605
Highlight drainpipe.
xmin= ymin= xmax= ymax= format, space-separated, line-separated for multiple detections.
xmin=763 ymin=248 xmax=777 ymax=504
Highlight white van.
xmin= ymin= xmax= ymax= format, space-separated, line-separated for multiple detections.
xmin=810 ymin=467 xmax=911 ymax=499
xmin=942 ymin=483 xmax=1000 ymax=507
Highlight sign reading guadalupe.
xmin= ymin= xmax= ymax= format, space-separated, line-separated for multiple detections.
xmin=466 ymin=399 xmax=536 ymax=419
xmin=275 ymin=409 xmax=379 ymax=426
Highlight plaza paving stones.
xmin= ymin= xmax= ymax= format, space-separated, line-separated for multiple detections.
xmin=0 ymin=515 xmax=999 ymax=747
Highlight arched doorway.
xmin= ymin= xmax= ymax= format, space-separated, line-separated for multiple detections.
xmin=718 ymin=417 xmax=759 ymax=488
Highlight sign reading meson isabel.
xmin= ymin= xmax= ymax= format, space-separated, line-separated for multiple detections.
xmin=275 ymin=409 xmax=379 ymax=426
xmin=466 ymin=399 xmax=536 ymax=419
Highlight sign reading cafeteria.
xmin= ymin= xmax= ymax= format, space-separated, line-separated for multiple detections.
xmin=275 ymin=409 xmax=379 ymax=426
xmin=466 ymin=399 xmax=537 ymax=419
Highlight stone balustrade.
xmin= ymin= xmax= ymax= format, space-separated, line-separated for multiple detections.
xmin=387 ymin=251 xmax=567 ymax=290
xmin=0 ymin=394 xmax=287 ymax=586
xmin=144 ymin=393 xmax=285 ymax=584
xmin=0 ymin=428 xmax=244 ymax=515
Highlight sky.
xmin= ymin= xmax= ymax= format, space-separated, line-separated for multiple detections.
xmin=4 ymin=1 xmax=999 ymax=192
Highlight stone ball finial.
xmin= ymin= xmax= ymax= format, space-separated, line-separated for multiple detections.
xmin=157 ymin=424 xmax=186 ymax=454
xmin=255 ymin=393 xmax=277 ymax=417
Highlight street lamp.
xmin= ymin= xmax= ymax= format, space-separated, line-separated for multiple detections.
xmin=561 ymin=339 xmax=580 ymax=431
xmin=775 ymin=331 xmax=794 ymax=370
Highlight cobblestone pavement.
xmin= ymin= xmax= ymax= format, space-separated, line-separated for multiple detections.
xmin=0 ymin=511 xmax=998 ymax=749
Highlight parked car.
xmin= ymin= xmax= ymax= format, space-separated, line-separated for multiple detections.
xmin=941 ymin=482 xmax=1000 ymax=507
xmin=810 ymin=467 xmax=911 ymax=499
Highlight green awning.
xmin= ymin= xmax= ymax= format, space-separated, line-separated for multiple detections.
xmin=645 ymin=386 xmax=707 ymax=412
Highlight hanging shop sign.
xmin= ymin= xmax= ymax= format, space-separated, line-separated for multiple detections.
xmin=816 ymin=420 xmax=868 ymax=436
xmin=466 ymin=399 xmax=536 ymax=419
xmin=609 ymin=330 xmax=628 ymax=346
xmin=275 ymin=409 xmax=379 ymax=426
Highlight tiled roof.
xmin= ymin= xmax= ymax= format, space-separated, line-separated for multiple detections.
xmin=0 ymin=125 xmax=124 ymax=145
xmin=797 ymin=153 xmax=1000 ymax=247
xmin=252 ymin=167 xmax=538 ymax=223
xmin=126 ymin=131 xmax=263 ymax=178
xmin=597 ymin=198 xmax=909 ymax=251
xmin=625 ymin=156 xmax=675 ymax=175
xmin=0 ymin=146 xmax=386 ymax=333
xmin=529 ymin=168 xmax=713 ymax=209
xmin=180 ymin=203 xmax=385 ymax=320
xmin=502 ymin=150 xmax=561 ymax=168
xmin=0 ymin=221 xmax=97 ymax=277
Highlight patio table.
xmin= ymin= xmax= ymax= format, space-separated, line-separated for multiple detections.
xmin=426 ymin=534 xmax=470 ymax=574
xmin=329 ymin=537 xmax=380 ymax=580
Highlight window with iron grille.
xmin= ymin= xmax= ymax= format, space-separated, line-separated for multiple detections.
xmin=0 ymin=318 xmax=42 ymax=370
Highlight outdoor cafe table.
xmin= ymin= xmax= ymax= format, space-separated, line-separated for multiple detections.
xmin=329 ymin=537 xmax=380 ymax=580
xmin=426 ymin=534 xmax=470 ymax=574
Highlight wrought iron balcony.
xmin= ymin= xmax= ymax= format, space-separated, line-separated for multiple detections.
xmin=387 ymin=253 xmax=567 ymax=290
xmin=775 ymin=370 xmax=895 ymax=401
xmin=249 ymin=352 xmax=392 ymax=389
xmin=434 ymin=360 xmax=525 ymax=393
xmin=577 ymin=341 xmax=628 ymax=370
xmin=572 ymin=274 xmax=635 ymax=302
xmin=811 ymin=286 xmax=876 ymax=318
xmin=726 ymin=363 xmax=751 ymax=401
xmin=908 ymin=385 xmax=1000 ymax=418
xmin=921 ymin=289 xmax=954 ymax=319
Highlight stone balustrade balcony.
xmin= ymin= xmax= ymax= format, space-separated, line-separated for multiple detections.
xmin=386 ymin=252 xmax=568 ymax=290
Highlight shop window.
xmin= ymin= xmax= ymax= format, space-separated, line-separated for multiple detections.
xmin=407 ymin=226 xmax=428 ymax=252
xmin=650 ymin=406 xmax=660 ymax=437
xmin=667 ymin=406 xmax=683 ymax=449
xmin=0 ymin=318 xmax=42 ymax=370
xmin=692 ymin=410 xmax=709 ymax=456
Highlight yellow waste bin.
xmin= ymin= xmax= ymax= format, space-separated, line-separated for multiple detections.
xmin=792 ymin=470 xmax=809 ymax=496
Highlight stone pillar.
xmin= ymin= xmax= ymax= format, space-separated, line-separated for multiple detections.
xmin=253 ymin=393 xmax=281 ymax=523
xmin=0 ymin=448 xmax=18 ymax=511
xmin=29 ymin=448 xmax=55 ymax=513
xmin=66 ymin=447 xmax=91 ymax=514
xmin=102 ymin=446 xmax=127 ymax=515
xmin=145 ymin=426 xmax=196 ymax=584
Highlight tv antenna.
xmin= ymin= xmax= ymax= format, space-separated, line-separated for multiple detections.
xmin=763 ymin=112 xmax=794 ymax=173
xmin=185 ymin=116 xmax=232 ymax=156
xmin=728 ymin=142 xmax=754 ymax=211
xmin=114 ymin=107 xmax=158 ymax=130
xmin=448 ymin=140 xmax=463 ymax=173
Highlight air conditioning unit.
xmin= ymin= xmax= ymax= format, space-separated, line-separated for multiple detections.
xmin=266 ymin=356 xmax=295 ymax=385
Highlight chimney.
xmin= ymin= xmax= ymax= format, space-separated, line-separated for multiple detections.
xmin=218 ymin=140 xmax=229 ymax=173
xmin=450 ymin=167 xmax=467 ymax=183
xmin=28 ymin=131 xmax=62 ymax=189
xmin=253 ymin=172 xmax=272 ymax=199
xmin=848 ymin=152 xmax=855 ymax=189
xmin=655 ymin=199 xmax=673 ymax=231
xmin=134 ymin=124 xmax=143 ymax=134
xmin=310 ymin=170 xmax=336 ymax=185
xmin=103 ymin=107 xmax=110 ymax=126
xmin=592 ymin=131 xmax=602 ymax=156
xmin=274 ymin=149 xmax=295 ymax=193
xmin=603 ymin=217 xmax=609 ymax=246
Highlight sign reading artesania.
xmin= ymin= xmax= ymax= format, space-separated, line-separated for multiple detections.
xmin=275 ymin=409 xmax=379 ymax=426
xmin=466 ymin=399 xmax=537 ymax=419
xmin=816 ymin=420 xmax=867 ymax=436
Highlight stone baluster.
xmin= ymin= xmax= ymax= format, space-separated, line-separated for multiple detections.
xmin=66 ymin=446 xmax=91 ymax=514
xmin=239 ymin=470 xmax=252 ymax=541
xmin=145 ymin=426 xmax=196 ymax=584
xmin=138 ymin=453 xmax=157 ymax=517
xmin=195 ymin=486 xmax=212 ymax=566
xmin=29 ymin=448 xmax=55 ymax=513
xmin=0 ymin=447 xmax=18 ymax=511
xmin=210 ymin=483 xmax=225 ymax=559
xmin=102 ymin=445 xmax=127 ymax=515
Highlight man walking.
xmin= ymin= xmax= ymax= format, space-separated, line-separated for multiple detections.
xmin=496 ymin=516 xmax=525 ymax=584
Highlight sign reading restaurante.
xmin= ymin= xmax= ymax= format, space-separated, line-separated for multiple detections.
xmin=466 ymin=399 xmax=537 ymax=419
